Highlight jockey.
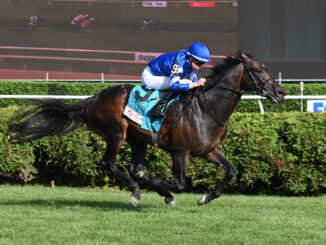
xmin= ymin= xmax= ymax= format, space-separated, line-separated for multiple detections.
xmin=141 ymin=41 xmax=210 ymax=117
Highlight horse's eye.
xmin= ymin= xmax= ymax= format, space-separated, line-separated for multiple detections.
xmin=254 ymin=68 xmax=262 ymax=73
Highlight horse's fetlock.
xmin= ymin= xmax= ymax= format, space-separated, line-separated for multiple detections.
xmin=134 ymin=170 xmax=147 ymax=179
xmin=212 ymin=190 xmax=221 ymax=199
xmin=130 ymin=183 xmax=140 ymax=197
xmin=130 ymin=165 xmax=144 ymax=176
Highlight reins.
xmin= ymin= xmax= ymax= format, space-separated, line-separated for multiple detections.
xmin=170 ymin=82 xmax=241 ymax=129
xmin=199 ymin=81 xmax=243 ymax=127
xmin=170 ymin=86 xmax=200 ymax=129
xmin=170 ymin=57 xmax=275 ymax=129
xmin=200 ymin=88 xmax=225 ymax=127
xmin=204 ymin=82 xmax=243 ymax=96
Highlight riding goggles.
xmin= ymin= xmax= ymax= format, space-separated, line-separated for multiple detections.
xmin=193 ymin=59 xmax=205 ymax=66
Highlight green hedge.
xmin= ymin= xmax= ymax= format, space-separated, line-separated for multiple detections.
xmin=239 ymin=83 xmax=326 ymax=112
xmin=0 ymin=107 xmax=36 ymax=182
xmin=1 ymin=106 xmax=325 ymax=195
xmin=218 ymin=112 xmax=326 ymax=195
xmin=1 ymin=81 xmax=326 ymax=112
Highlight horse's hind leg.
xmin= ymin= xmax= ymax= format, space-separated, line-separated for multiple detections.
xmin=128 ymin=140 xmax=175 ymax=205
xmin=101 ymin=139 xmax=141 ymax=207
xmin=198 ymin=148 xmax=235 ymax=205
xmin=133 ymin=151 xmax=190 ymax=206
xmin=128 ymin=140 xmax=147 ymax=179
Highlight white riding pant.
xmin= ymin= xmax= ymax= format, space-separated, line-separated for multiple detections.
xmin=141 ymin=66 xmax=192 ymax=90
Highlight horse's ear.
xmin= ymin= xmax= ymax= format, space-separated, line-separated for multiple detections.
xmin=235 ymin=50 xmax=242 ymax=60
xmin=236 ymin=51 xmax=250 ymax=62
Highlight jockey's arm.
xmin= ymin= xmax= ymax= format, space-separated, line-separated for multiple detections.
xmin=169 ymin=72 xmax=204 ymax=92
xmin=170 ymin=75 xmax=190 ymax=92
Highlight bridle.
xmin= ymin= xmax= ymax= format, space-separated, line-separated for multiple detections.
xmin=242 ymin=58 xmax=275 ymax=96
xmin=198 ymin=58 xmax=275 ymax=127
xmin=204 ymin=58 xmax=275 ymax=96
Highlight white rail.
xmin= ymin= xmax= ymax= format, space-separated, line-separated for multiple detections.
xmin=0 ymin=95 xmax=90 ymax=99
xmin=1 ymin=78 xmax=326 ymax=83
xmin=242 ymin=95 xmax=326 ymax=99
xmin=1 ymin=95 xmax=325 ymax=100
xmin=1 ymin=95 xmax=325 ymax=114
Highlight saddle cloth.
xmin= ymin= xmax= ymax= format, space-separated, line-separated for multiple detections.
xmin=123 ymin=86 xmax=176 ymax=132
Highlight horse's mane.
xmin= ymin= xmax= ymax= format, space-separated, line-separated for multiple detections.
xmin=182 ymin=51 xmax=253 ymax=99
xmin=206 ymin=51 xmax=243 ymax=83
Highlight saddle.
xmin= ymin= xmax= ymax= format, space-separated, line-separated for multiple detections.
xmin=123 ymin=86 xmax=177 ymax=133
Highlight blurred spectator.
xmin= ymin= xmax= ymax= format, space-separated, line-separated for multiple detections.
xmin=141 ymin=18 xmax=160 ymax=33
xmin=81 ymin=16 xmax=95 ymax=28
xmin=141 ymin=18 xmax=153 ymax=30
xmin=71 ymin=14 xmax=88 ymax=25
xmin=71 ymin=14 xmax=95 ymax=30
xmin=28 ymin=16 xmax=39 ymax=27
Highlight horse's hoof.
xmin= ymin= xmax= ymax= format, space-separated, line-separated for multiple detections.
xmin=198 ymin=194 xmax=207 ymax=205
xmin=130 ymin=195 xmax=140 ymax=207
xmin=164 ymin=197 xmax=177 ymax=207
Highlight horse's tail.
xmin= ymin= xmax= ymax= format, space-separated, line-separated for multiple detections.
xmin=8 ymin=96 xmax=95 ymax=142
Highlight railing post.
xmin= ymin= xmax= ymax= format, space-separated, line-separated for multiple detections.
xmin=278 ymin=72 xmax=282 ymax=84
xmin=101 ymin=72 xmax=104 ymax=83
xmin=300 ymin=82 xmax=304 ymax=112
xmin=258 ymin=99 xmax=265 ymax=114
xmin=46 ymin=72 xmax=49 ymax=82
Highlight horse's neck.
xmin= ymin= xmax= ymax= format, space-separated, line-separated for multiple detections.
xmin=199 ymin=68 xmax=243 ymax=126
xmin=203 ymin=87 xmax=241 ymax=125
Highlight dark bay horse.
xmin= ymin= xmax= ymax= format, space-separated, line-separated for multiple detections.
xmin=8 ymin=51 xmax=285 ymax=206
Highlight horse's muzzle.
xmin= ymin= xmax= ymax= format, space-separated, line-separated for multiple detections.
xmin=269 ymin=88 xmax=286 ymax=104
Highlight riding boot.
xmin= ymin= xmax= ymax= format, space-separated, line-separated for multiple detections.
xmin=148 ymin=90 xmax=176 ymax=117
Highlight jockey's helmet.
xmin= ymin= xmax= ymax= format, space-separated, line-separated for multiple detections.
xmin=186 ymin=42 xmax=210 ymax=63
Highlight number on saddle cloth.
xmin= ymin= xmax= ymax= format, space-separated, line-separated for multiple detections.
xmin=135 ymin=86 xmax=155 ymax=102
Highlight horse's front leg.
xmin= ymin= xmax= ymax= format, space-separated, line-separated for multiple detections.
xmin=170 ymin=152 xmax=189 ymax=193
xmin=198 ymin=148 xmax=235 ymax=205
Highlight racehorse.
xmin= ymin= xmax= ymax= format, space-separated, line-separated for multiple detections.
xmin=8 ymin=51 xmax=286 ymax=206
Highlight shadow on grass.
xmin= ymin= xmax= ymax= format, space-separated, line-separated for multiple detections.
xmin=0 ymin=199 xmax=154 ymax=212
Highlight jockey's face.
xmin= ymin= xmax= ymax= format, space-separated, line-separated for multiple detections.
xmin=189 ymin=58 xmax=205 ymax=70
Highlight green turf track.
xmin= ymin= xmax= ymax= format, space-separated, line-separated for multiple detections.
xmin=0 ymin=185 xmax=324 ymax=245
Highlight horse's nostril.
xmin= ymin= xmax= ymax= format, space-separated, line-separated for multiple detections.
xmin=277 ymin=90 xmax=286 ymax=96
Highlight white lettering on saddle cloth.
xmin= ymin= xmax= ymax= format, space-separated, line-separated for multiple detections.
xmin=123 ymin=106 xmax=144 ymax=125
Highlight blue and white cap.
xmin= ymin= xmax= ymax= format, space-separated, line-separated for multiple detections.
xmin=186 ymin=41 xmax=210 ymax=63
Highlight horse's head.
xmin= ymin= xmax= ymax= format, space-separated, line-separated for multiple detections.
xmin=236 ymin=51 xmax=286 ymax=104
